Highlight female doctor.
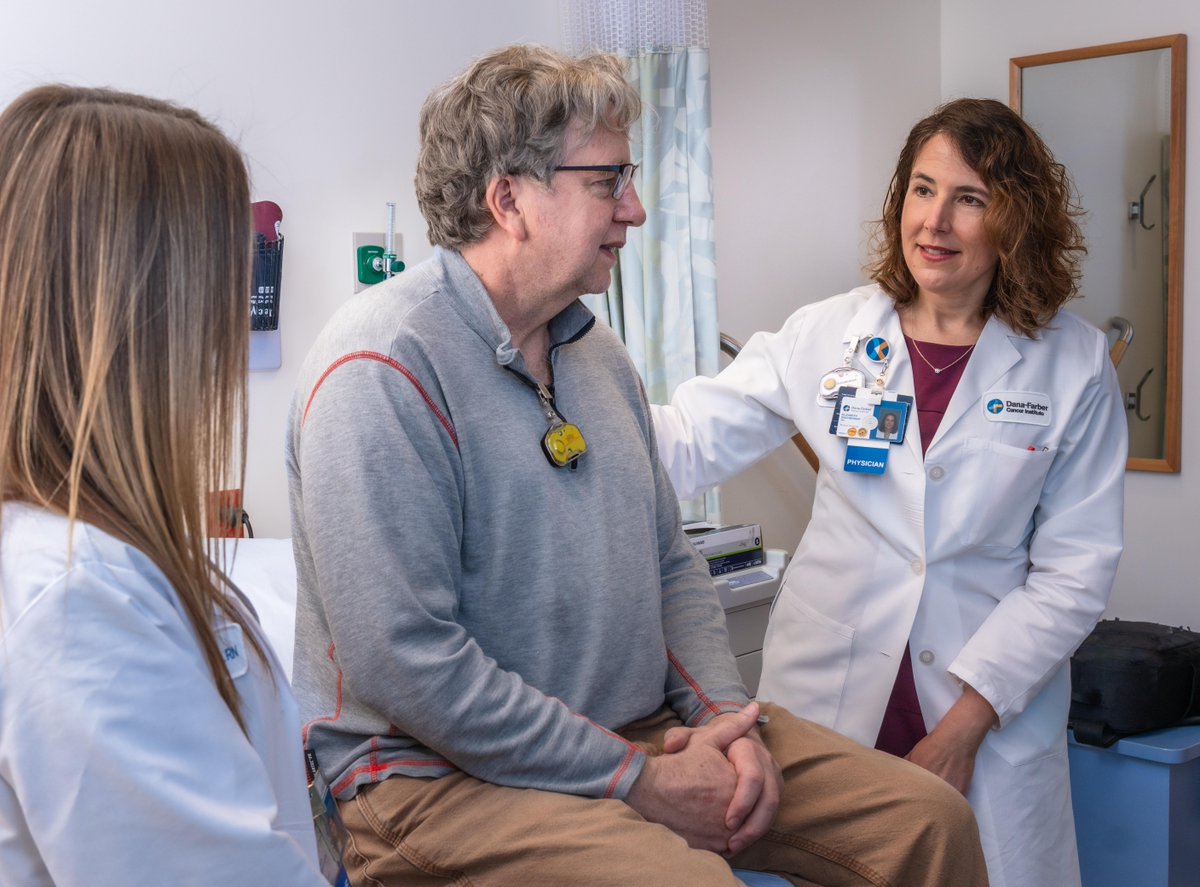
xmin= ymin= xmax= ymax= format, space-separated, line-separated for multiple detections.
xmin=0 ymin=87 xmax=327 ymax=885
xmin=653 ymin=98 xmax=1125 ymax=887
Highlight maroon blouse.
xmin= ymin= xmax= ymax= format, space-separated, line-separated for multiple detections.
xmin=874 ymin=336 xmax=974 ymax=758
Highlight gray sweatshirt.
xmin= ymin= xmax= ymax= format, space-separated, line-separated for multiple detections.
xmin=287 ymin=247 xmax=748 ymax=801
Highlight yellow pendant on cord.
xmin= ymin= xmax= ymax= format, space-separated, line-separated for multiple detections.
xmin=542 ymin=422 xmax=587 ymax=468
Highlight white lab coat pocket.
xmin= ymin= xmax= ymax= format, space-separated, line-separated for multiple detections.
xmin=987 ymin=664 xmax=1071 ymax=767
xmin=759 ymin=589 xmax=854 ymax=727
xmin=948 ymin=438 xmax=1056 ymax=549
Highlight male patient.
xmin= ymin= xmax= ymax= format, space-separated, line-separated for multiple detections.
xmin=287 ymin=44 xmax=987 ymax=886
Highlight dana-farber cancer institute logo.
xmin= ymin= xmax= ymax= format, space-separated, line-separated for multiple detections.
xmin=987 ymin=398 xmax=1005 ymax=414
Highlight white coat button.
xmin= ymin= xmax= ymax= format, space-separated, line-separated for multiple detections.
xmin=928 ymin=465 xmax=945 ymax=481
xmin=911 ymin=560 xmax=924 ymax=575
xmin=918 ymin=649 xmax=935 ymax=665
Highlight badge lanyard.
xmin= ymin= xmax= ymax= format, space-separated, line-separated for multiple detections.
xmin=823 ymin=335 xmax=912 ymax=476
xmin=861 ymin=336 xmax=893 ymax=393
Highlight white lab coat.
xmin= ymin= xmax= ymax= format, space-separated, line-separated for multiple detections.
xmin=653 ymin=285 xmax=1126 ymax=887
xmin=0 ymin=504 xmax=326 ymax=887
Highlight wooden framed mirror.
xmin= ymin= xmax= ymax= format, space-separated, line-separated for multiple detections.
xmin=1011 ymin=35 xmax=1186 ymax=472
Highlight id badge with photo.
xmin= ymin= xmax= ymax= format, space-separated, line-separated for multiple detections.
xmin=306 ymin=749 xmax=351 ymax=887
xmin=828 ymin=387 xmax=913 ymax=475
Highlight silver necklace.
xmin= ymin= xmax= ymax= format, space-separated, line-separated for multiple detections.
xmin=908 ymin=338 xmax=975 ymax=375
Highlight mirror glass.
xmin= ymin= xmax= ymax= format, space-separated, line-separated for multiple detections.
xmin=1011 ymin=35 xmax=1186 ymax=471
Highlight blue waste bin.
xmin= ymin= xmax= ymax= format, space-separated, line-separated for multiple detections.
xmin=1069 ymin=725 xmax=1200 ymax=887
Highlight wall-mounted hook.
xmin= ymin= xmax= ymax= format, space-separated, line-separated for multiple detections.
xmin=1128 ymin=174 xmax=1157 ymax=230
xmin=1125 ymin=367 xmax=1153 ymax=421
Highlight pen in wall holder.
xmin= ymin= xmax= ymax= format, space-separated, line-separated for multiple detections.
xmin=251 ymin=232 xmax=284 ymax=332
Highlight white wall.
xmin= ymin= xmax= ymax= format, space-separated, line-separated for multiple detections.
xmin=940 ymin=2 xmax=1199 ymax=627
xmin=0 ymin=0 xmax=560 ymax=538
xmin=707 ymin=0 xmax=941 ymax=554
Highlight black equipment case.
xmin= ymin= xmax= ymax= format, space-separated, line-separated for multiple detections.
xmin=1069 ymin=619 xmax=1200 ymax=747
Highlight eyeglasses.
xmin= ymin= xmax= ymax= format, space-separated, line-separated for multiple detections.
xmin=553 ymin=163 xmax=639 ymax=200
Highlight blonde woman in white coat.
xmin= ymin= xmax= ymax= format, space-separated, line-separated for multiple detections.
xmin=653 ymin=98 xmax=1126 ymax=887
xmin=0 ymin=86 xmax=326 ymax=886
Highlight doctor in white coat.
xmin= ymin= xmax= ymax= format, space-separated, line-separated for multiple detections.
xmin=654 ymin=99 xmax=1125 ymax=887
xmin=0 ymin=86 xmax=326 ymax=886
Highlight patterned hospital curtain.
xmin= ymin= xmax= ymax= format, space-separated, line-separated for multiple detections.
xmin=562 ymin=0 xmax=720 ymax=522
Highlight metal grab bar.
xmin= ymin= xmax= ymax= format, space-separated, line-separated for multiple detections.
xmin=718 ymin=332 xmax=743 ymax=360
xmin=719 ymin=333 xmax=819 ymax=472
xmin=1106 ymin=316 xmax=1134 ymax=368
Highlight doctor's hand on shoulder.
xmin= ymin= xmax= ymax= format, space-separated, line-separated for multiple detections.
xmin=905 ymin=684 xmax=998 ymax=795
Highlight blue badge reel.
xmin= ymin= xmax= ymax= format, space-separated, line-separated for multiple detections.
xmin=863 ymin=336 xmax=891 ymax=363
xmin=828 ymin=387 xmax=913 ymax=475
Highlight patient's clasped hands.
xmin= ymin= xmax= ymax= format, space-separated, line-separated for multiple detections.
xmin=625 ymin=702 xmax=783 ymax=856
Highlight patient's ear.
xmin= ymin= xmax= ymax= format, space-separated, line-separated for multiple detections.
xmin=485 ymin=176 xmax=529 ymax=241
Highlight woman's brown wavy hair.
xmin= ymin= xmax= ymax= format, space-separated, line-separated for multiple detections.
xmin=867 ymin=98 xmax=1086 ymax=336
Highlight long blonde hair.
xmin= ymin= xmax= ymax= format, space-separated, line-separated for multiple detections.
xmin=0 ymin=85 xmax=258 ymax=722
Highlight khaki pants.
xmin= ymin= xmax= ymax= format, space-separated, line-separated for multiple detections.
xmin=338 ymin=702 xmax=988 ymax=887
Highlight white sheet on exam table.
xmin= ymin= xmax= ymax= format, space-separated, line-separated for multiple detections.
xmin=219 ymin=538 xmax=299 ymax=679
